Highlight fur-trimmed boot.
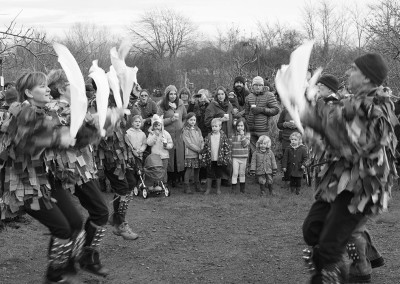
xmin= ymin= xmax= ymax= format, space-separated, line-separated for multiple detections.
xmin=79 ymin=221 xmax=109 ymax=277
xmin=346 ymin=233 xmax=372 ymax=283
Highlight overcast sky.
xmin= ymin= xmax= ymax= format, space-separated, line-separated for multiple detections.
xmin=1 ymin=0 xmax=375 ymax=39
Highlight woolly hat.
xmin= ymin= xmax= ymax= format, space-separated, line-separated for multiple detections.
xmin=252 ymin=76 xmax=264 ymax=86
xmin=354 ymin=53 xmax=388 ymax=86
xmin=164 ymin=85 xmax=177 ymax=96
xmin=151 ymin=114 xmax=163 ymax=127
xmin=317 ymin=74 xmax=339 ymax=93
xmin=5 ymin=87 xmax=18 ymax=105
xmin=234 ymin=76 xmax=246 ymax=85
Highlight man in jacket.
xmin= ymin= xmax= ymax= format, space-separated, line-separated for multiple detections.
xmin=244 ymin=76 xmax=280 ymax=153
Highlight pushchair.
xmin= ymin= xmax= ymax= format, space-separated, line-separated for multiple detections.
xmin=133 ymin=153 xmax=170 ymax=199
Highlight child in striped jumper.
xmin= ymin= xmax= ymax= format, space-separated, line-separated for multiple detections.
xmin=231 ymin=117 xmax=250 ymax=193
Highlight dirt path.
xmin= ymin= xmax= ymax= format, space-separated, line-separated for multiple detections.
xmin=1 ymin=177 xmax=399 ymax=284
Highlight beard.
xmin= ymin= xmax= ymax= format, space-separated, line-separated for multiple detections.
xmin=235 ymin=85 xmax=243 ymax=92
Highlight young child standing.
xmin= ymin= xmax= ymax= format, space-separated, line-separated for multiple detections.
xmin=147 ymin=114 xmax=174 ymax=185
xmin=125 ymin=115 xmax=147 ymax=160
xmin=250 ymin=135 xmax=277 ymax=196
xmin=231 ymin=117 xmax=250 ymax=193
xmin=182 ymin=112 xmax=204 ymax=194
xmin=282 ymin=132 xmax=308 ymax=195
xmin=200 ymin=118 xmax=231 ymax=195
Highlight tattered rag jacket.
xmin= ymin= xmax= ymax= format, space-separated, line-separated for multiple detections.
xmin=303 ymin=87 xmax=398 ymax=214
xmin=45 ymin=101 xmax=100 ymax=193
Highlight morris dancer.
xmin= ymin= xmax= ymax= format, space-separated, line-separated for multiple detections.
xmin=96 ymin=96 xmax=139 ymax=241
xmin=47 ymin=69 xmax=119 ymax=277
xmin=301 ymin=53 xmax=398 ymax=283
xmin=3 ymin=71 xmax=83 ymax=283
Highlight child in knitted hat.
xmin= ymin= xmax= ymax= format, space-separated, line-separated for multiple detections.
xmin=147 ymin=114 xmax=173 ymax=184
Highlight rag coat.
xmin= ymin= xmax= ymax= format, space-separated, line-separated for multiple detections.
xmin=250 ymin=149 xmax=277 ymax=175
xmin=158 ymin=99 xmax=187 ymax=172
xmin=302 ymin=86 xmax=399 ymax=214
xmin=282 ymin=145 xmax=308 ymax=178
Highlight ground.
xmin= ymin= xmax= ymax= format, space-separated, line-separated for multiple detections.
xmin=1 ymin=175 xmax=399 ymax=284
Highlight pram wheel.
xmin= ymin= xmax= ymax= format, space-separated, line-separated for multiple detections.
xmin=133 ymin=186 xmax=139 ymax=196
xmin=142 ymin=188 xmax=148 ymax=199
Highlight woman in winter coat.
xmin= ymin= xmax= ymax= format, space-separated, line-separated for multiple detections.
xmin=158 ymin=85 xmax=187 ymax=187
xmin=204 ymin=86 xmax=236 ymax=138
xmin=136 ymin=89 xmax=158 ymax=136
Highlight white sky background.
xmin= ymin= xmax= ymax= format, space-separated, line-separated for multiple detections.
xmin=1 ymin=0 xmax=376 ymax=40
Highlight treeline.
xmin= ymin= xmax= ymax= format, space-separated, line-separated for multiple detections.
xmin=1 ymin=0 xmax=399 ymax=94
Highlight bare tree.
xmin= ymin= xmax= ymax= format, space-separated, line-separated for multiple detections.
xmin=302 ymin=0 xmax=317 ymax=40
xmin=129 ymin=8 xmax=196 ymax=60
xmin=62 ymin=23 xmax=117 ymax=76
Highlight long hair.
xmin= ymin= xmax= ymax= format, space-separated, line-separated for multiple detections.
xmin=233 ymin=117 xmax=249 ymax=135
xmin=160 ymin=85 xmax=179 ymax=111
xmin=15 ymin=71 xmax=47 ymax=102
xmin=214 ymin=86 xmax=229 ymax=103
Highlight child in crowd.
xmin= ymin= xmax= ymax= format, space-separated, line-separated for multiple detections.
xmin=231 ymin=117 xmax=250 ymax=193
xmin=182 ymin=112 xmax=204 ymax=194
xmin=125 ymin=115 xmax=147 ymax=160
xmin=200 ymin=118 xmax=231 ymax=195
xmin=282 ymin=132 xmax=308 ymax=195
xmin=250 ymin=135 xmax=277 ymax=196
xmin=147 ymin=114 xmax=173 ymax=186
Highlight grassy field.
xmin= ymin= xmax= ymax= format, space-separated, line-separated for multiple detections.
xmin=0 ymin=175 xmax=399 ymax=284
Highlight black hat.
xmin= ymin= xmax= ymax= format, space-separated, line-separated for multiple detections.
xmin=317 ymin=74 xmax=339 ymax=93
xmin=5 ymin=87 xmax=18 ymax=105
xmin=354 ymin=53 xmax=388 ymax=86
xmin=234 ymin=76 xmax=245 ymax=85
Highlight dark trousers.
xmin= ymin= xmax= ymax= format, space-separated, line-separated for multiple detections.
xmin=74 ymin=179 xmax=109 ymax=246
xmin=302 ymin=191 xmax=364 ymax=268
xmin=24 ymin=187 xmax=83 ymax=240
xmin=104 ymin=167 xmax=131 ymax=225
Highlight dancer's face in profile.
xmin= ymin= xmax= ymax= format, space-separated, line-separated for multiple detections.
xmin=346 ymin=63 xmax=368 ymax=94
xmin=26 ymin=80 xmax=51 ymax=106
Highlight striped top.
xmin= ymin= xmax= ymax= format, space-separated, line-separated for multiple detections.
xmin=231 ymin=133 xmax=250 ymax=158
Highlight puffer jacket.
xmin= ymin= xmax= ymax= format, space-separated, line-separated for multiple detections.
xmin=244 ymin=91 xmax=280 ymax=133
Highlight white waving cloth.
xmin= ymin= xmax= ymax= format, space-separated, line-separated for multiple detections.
xmin=53 ymin=43 xmax=87 ymax=138
xmin=275 ymin=41 xmax=315 ymax=134
xmin=89 ymin=60 xmax=109 ymax=137
xmin=110 ymin=41 xmax=138 ymax=109
xmin=107 ymin=66 xmax=122 ymax=108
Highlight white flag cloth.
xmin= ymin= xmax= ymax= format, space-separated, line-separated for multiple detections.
xmin=89 ymin=60 xmax=109 ymax=137
xmin=110 ymin=41 xmax=138 ymax=109
xmin=106 ymin=66 xmax=123 ymax=108
xmin=275 ymin=41 xmax=315 ymax=134
xmin=53 ymin=43 xmax=87 ymax=138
